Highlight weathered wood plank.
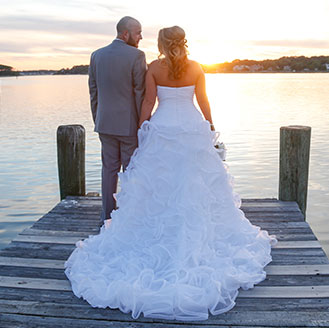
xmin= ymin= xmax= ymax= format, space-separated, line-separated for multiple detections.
xmin=2 ymin=312 xmax=327 ymax=328
xmin=54 ymin=201 xmax=302 ymax=212
xmin=1 ymin=266 xmax=328 ymax=286
xmin=242 ymin=203 xmax=302 ymax=210
xmin=49 ymin=209 xmax=101 ymax=216
xmin=64 ymin=196 xmax=287 ymax=204
xmin=38 ymin=213 xmax=100 ymax=220
xmin=0 ymin=256 xmax=328 ymax=276
xmin=1 ymin=275 xmax=329 ymax=298
xmin=35 ymin=217 xmax=99 ymax=224
xmin=247 ymin=215 xmax=305 ymax=223
xmin=0 ymin=276 xmax=71 ymax=290
xmin=1 ymin=300 xmax=329 ymax=327
xmin=238 ymin=285 xmax=329 ymax=298
xmin=266 ymin=264 xmax=329 ymax=275
xmin=1 ymin=247 xmax=326 ymax=265
xmin=274 ymin=233 xmax=317 ymax=241
xmin=258 ymin=274 xmax=329 ymax=286
xmin=0 ymin=287 xmax=83 ymax=305
xmin=2 ymin=240 xmax=326 ymax=254
xmin=12 ymin=235 xmax=320 ymax=248
xmin=241 ymin=206 xmax=303 ymax=213
xmin=254 ymin=221 xmax=309 ymax=228
xmin=3 ymin=241 xmax=75 ymax=251
xmin=241 ymin=199 xmax=295 ymax=205
xmin=0 ymin=248 xmax=73 ymax=260
xmin=30 ymin=223 xmax=98 ymax=232
xmin=1 ymin=286 xmax=329 ymax=312
xmin=273 ymin=240 xmax=321 ymax=248
xmin=13 ymin=235 xmax=84 ymax=245
xmin=64 ymin=196 xmax=291 ymax=204
xmin=257 ymin=227 xmax=314 ymax=234
xmin=269 ymin=258 xmax=329 ymax=265
xmin=0 ymin=266 xmax=65 ymax=280
xmin=20 ymin=227 xmax=96 ymax=238
xmin=246 ymin=215 xmax=305 ymax=222
xmin=0 ymin=313 xmax=227 ymax=328
xmin=0 ymin=257 xmax=64 ymax=269
xmin=234 ymin=297 xmax=329 ymax=311
xmin=270 ymin=248 xmax=327 ymax=257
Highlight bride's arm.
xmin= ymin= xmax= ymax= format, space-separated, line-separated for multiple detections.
xmin=138 ymin=67 xmax=157 ymax=128
xmin=195 ymin=65 xmax=215 ymax=131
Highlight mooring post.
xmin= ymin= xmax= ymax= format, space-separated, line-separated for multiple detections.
xmin=57 ymin=125 xmax=86 ymax=200
xmin=279 ymin=125 xmax=311 ymax=218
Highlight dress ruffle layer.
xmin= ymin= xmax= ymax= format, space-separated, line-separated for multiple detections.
xmin=64 ymin=118 xmax=277 ymax=321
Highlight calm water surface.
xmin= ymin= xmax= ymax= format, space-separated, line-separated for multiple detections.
xmin=0 ymin=74 xmax=328 ymax=256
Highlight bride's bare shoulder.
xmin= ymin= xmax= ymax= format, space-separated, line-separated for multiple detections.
xmin=148 ymin=59 xmax=164 ymax=71
xmin=187 ymin=59 xmax=203 ymax=71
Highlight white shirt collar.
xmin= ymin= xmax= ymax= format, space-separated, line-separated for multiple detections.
xmin=114 ymin=38 xmax=126 ymax=43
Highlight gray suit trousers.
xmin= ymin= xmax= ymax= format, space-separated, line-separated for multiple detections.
xmin=99 ymin=133 xmax=138 ymax=222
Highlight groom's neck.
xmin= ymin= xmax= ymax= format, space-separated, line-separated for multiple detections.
xmin=116 ymin=36 xmax=126 ymax=43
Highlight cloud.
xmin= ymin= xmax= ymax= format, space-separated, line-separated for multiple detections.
xmin=52 ymin=47 xmax=91 ymax=55
xmin=0 ymin=15 xmax=117 ymax=36
xmin=0 ymin=38 xmax=103 ymax=55
xmin=250 ymin=39 xmax=329 ymax=49
xmin=0 ymin=42 xmax=33 ymax=53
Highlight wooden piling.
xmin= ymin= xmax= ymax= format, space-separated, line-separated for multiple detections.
xmin=279 ymin=125 xmax=311 ymax=217
xmin=57 ymin=125 xmax=85 ymax=200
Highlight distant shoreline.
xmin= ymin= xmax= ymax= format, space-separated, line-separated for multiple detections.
xmin=2 ymin=55 xmax=329 ymax=76
xmin=2 ymin=71 xmax=329 ymax=78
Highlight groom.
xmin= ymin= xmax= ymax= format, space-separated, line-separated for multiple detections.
xmin=88 ymin=16 xmax=147 ymax=225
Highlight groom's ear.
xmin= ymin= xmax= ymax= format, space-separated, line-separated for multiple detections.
xmin=121 ymin=30 xmax=129 ymax=42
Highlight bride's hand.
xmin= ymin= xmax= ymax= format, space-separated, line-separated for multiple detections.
xmin=210 ymin=123 xmax=215 ymax=131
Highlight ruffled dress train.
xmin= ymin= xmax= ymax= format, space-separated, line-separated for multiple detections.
xmin=64 ymin=85 xmax=277 ymax=321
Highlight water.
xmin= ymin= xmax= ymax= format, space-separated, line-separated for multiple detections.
xmin=0 ymin=74 xmax=328 ymax=256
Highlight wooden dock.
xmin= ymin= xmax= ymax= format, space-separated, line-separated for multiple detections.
xmin=0 ymin=196 xmax=329 ymax=327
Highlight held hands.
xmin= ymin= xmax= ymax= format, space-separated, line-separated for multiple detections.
xmin=210 ymin=123 xmax=215 ymax=131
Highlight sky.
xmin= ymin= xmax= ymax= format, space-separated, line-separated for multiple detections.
xmin=1 ymin=0 xmax=329 ymax=70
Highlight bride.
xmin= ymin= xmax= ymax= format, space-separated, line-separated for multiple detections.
xmin=64 ymin=26 xmax=277 ymax=321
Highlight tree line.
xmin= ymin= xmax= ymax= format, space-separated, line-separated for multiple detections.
xmin=0 ymin=64 xmax=19 ymax=76
xmin=1 ymin=56 xmax=329 ymax=76
xmin=201 ymin=56 xmax=329 ymax=73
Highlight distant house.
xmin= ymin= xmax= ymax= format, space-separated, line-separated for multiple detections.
xmin=283 ymin=65 xmax=292 ymax=72
xmin=325 ymin=63 xmax=329 ymax=71
xmin=249 ymin=64 xmax=263 ymax=72
xmin=233 ymin=65 xmax=250 ymax=72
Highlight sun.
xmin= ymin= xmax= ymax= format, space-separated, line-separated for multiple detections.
xmin=188 ymin=40 xmax=239 ymax=66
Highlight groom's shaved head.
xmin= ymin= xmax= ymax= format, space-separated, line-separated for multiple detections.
xmin=116 ymin=16 xmax=142 ymax=48
xmin=116 ymin=16 xmax=140 ymax=35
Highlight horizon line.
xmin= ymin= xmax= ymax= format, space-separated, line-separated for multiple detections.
xmin=2 ymin=54 xmax=329 ymax=71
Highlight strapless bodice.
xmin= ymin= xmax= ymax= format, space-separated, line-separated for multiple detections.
xmin=150 ymin=85 xmax=203 ymax=130
xmin=156 ymin=85 xmax=195 ymax=108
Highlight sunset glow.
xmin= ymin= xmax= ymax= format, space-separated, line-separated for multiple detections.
xmin=1 ymin=0 xmax=329 ymax=70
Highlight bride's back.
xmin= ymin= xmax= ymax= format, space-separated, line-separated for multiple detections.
xmin=150 ymin=59 xmax=202 ymax=88
xmin=138 ymin=25 xmax=213 ymax=129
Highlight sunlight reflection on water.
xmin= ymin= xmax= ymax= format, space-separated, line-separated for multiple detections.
xmin=0 ymin=74 xmax=328 ymax=256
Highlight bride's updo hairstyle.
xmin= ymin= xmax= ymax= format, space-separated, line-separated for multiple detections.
xmin=158 ymin=26 xmax=188 ymax=80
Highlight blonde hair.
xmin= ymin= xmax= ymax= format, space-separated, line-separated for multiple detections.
xmin=158 ymin=26 xmax=188 ymax=80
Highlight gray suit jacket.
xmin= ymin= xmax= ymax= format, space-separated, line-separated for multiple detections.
xmin=88 ymin=39 xmax=147 ymax=136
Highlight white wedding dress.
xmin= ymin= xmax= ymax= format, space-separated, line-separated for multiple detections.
xmin=64 ymin=85 xmax=277 ymax=321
